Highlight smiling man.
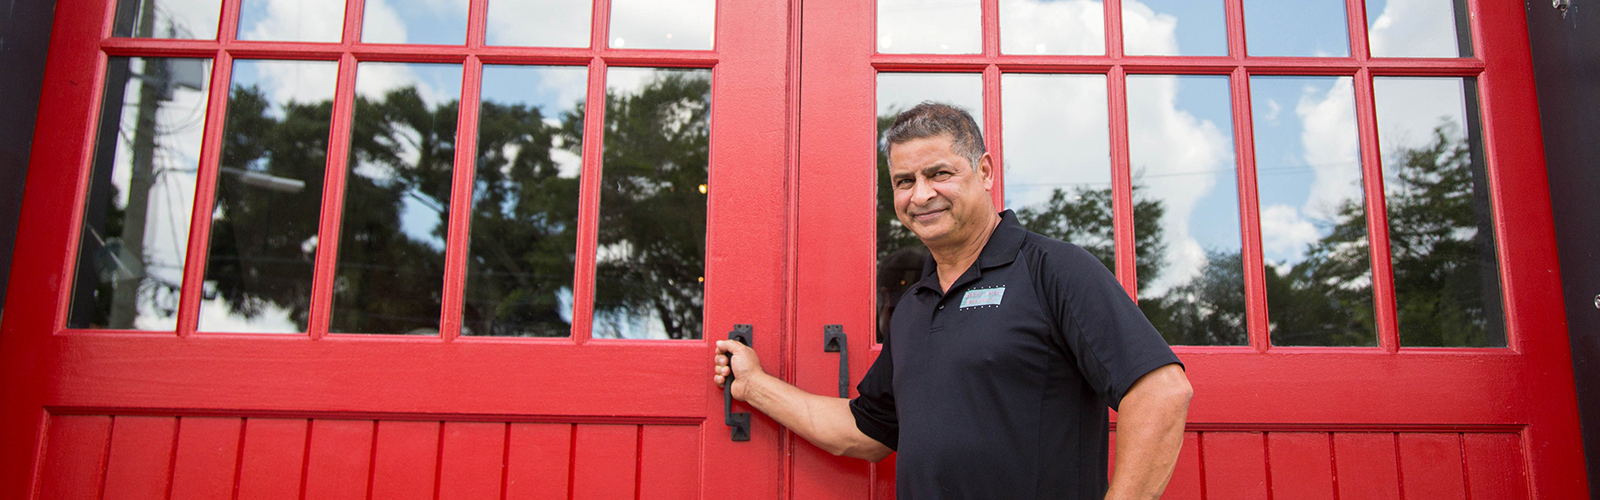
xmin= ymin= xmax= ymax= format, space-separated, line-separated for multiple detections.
xmin=714 ymin=102 xmax=1192 ymax=499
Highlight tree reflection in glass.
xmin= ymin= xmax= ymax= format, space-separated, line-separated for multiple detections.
xmin=461 ymin=65 xmax=587 ymax=337
xmin=199 ymin=59 xmax=338 ymax=333
xmin=113 ymin=0 xmax=223 ymax=39
xmin=589 ymin=68 xmax=712 ymax=340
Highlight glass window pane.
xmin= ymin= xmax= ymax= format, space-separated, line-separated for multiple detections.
xmin=362 ymin=0 xmax=468 ymax=45
xmin=486 ymin=0 xmax=592 ymax=47
xmin=69 ymin=57 xmax=214 ymax=330
xmin=1366 ymin=0 xmax=1469 ymax=57
xmin=1250 ymin=76 xmax=1375 ymax=346
xmin=198 ymin=60 xmax=339 ymax=333
xmin=1126 ymin=75 xmax=1245 ymax=346
xmin=1242 ymin=0 xmax=1350 ymax=57
xmin=591 ymin=68 xmax=711 ymax=339
xmin=608 ymin=0 xmax=715 ymax=50
xmin=1373 ymin=77 xmax=1504 ymax=347
xmin=1122 ymin=0 xmax=1226 ymax=56
xmin=462 ymin=65 xmax=589 ymax=337
xmin=999 ymin=0 xmax=1104 ymax=55
xmin=237 ymin=0 xmax=346 ymax=43
xmin=1002 ymin=74 xmax=1115 ymax=273
xmin=331 ymin=63 xmax=463 ymax=335
xmin=113 ymin=0 xmax=223 ymax=39
xmin=874 ymin=73 xmax=982 ymax=342
xmin=878 ymin=0 xmax=981 ymax=54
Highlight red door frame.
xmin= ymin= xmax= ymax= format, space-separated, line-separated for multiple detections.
xmin=792 ymin=0 xmax=1587 ymax=497
xmin=0 ymin=0 xmax=797 ymax=496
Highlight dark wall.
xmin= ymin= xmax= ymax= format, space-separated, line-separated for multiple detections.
xmin=1525 ymin=0 xmax=1600 ymax=496
xmin=0 ymin=0 xmax=58 ymax=312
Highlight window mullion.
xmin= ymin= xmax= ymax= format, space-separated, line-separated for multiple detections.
xmin=1352 ymin=68 xmax=1401 ymax=353
xmin=173 ymin=50 xmax=236 ymax=338
xmin=438 ymin=56 xmax=484 ymax=341
xmin=1345 ymin=0 xmax=1372 ymax=61
xmin=1229 ymin=66 xmax=1270 ymax=352
xmin=1104 ymin=0 xmax=1124 ymax=60
xmin=1107 ymin=66 xmax=1135 ymax=299
xmin=305 ymin=52 xmax=361 ymax=339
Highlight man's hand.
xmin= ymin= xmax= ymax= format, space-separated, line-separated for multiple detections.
xmin=713 ymin=339 xmax=768 ymax=401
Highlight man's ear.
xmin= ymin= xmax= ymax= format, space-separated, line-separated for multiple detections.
xmin=977 ymin=153 xmax=995 ymax=190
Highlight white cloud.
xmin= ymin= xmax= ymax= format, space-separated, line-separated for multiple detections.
xmin=239 ymin=0 xmax=344 ymax=43
xmin=1260 ymin=204 xmax=1319 ymax=258
xmin=359 ymin=0 xmax=410 ymax=44
xmin=1120 ymin=1 xmax=1178 ymax=56
xmin=1367 ymin=0 xmax=1460 ymax=57
xmin=999 ymin=0 xmax=1105 ymax=55
xmin=878 ymin=0 xmax=982 ymax=53
xmin=1295 ymin=77 xmax=1362 ymax=222
xmin=1263 ymin=98 xmax=1281 ymax=125
xmin=142 ymin=0 xmax=224 ymax=39
xmin=609 ymin=0 xmax=716 ymax=50
xmin=1000 ymin=74 xmax=1110 ymax=210
xmin=242 ymin=59 xmax=339 ymax=112
xmin=197 ymin=297 xmax=301 ymax=333
xmin=486 ymin=0 xmax=591 ymax=47
xmin=1372 ymin=77 xmax=1467 ymax=171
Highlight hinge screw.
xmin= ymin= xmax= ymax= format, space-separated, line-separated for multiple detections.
xmin=1593 ymin=293 xmax=1599 ymax=310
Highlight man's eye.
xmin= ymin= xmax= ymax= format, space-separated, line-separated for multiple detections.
xmin=931 ymin=171 xmax=953 ymax=180
xmin=894 ymin=179 xmax=913 ymax=188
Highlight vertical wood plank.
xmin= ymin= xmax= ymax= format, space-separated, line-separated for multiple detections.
xmin=303 ymin=420 xmax=374 ymax=500
xmin=1162 ymin=432 xmax=1203 ymax=500
xmin=170 ymin=417 xmax=242 ymax=500
xmin=873 ymin=455 xmax=896 ymax=500
xmin=1463 ymin=433 xmax=1529 ymax=500
xmin=370 ymin=420 xmax=440 ymax=500
xmin=236 ymin=418 xmax=308 ymax=500
xmin=1398 ymin=433 xmax=1467 ymax=499
xmin=1266 ymin=432 xmax=1334 ymax=500
xmin=101 ymin=416 xmax=177 ymax=500
xmin=506 ymin=423 xmax=572 ymax=500
xmin=38 ymin=415 xmax=113 ymax=500
xmin=439 ymin=422 xmax=506 ymax=500
xmin=638 ymin=425 xmax=699 ymax=500
xmin=571 ymin=424 xmax=637 ymax=500
xmin=1202 ymin=432 xmax=1267 ymax=500
xmin=1332 ymin=433 xmax=1400 ymax=500
xmin=1108 ymin=430 xmax=1117 ymax=482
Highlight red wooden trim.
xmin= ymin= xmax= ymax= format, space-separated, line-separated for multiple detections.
xmin=1224 ymin=0 xmax=1247 ymax=58
xmin=1104 ymin=0 xmax=1123 ymax=59
xmin=1107 ymin=66 xmax=1135 ymax=299
xmin=173 ymin=50 xmax=235 ymax=337
xmin=304 ymin=53 xmax=360 ymax=339
xmin=345 ymin=0 xmax=367 ymax=45
xmin=438 ymin=55 xmax=483 ymax=341
xmin=569 ymin=61 xmax=605 ymax=344
xmin=1231 ymin=66 xmax=1269 ymax=352
xmin=984 ymin=64 xmax=1002 ymax=207
xmin=1352 ymin=68 xmax=1399 ymax=353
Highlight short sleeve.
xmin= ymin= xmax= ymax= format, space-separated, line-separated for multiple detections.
xmin=849 ymin=336 xmax=899 ymax=451
xmin=1039 ymin=240 xmax=1182 ymax=412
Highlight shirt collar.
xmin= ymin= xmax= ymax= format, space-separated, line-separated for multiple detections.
xmin=913 ymin=210 xmax=1026 ymax=294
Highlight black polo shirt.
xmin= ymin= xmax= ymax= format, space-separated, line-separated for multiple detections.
xmin=850 ymin=210 xmax=1181 ymax=499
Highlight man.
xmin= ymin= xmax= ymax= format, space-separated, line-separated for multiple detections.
xmin=713 ymin=102 xmax=1191 ymax=499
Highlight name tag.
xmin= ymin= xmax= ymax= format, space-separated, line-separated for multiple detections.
xmin=960 ymin=287 xmax=1005 ymax=308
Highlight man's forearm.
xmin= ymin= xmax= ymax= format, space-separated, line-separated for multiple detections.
xmin=1106 ymin=364 xmax=1193 ymax=500
xmin=740 ymin=373 xmax=893 ymax=461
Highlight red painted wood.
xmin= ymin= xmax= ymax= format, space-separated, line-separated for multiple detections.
xmin=101 ymin=416 xmax=177 ymax=500
xmin=1332 ymin=433 xmax=1400 ymax=500
xmin=169 ymin=417 xmax=242 ymax=500
xmin=505 ymin=423 xmax=572 ymax=500
xmin=369 ymin=420 xmax=439 ymax=500
xmin=1108 ymin=431 xmax=1117 ymax=481
xmin=571 ymin=425 xmax=637 ymax=499
xmin=438 ymin=422 xmax=505 ymax=500
xmin=235 ymin=418 xmax=308 ymax=500
xmin=873 ymin=455 xmax=896 ymax=500
xmin=1463 ymin=433 xmax=1529 ymax=500
xmin=302 ymin=420 xmax=374 ymax=500
xmin=638 ymin=425 xmax=699 ymax=500
xmin=1162 ymin=432 xmax=1202 ymax=500
xmin=37 ymin=415 xmax=112 ymax=500
xmin=1398 ymin=433 xmax=1467 ymax=499
xmin=1266 ymin=432 xmax=1334 ymax=500
xmin=1202 ymin=432 xmax=1267 ymax=500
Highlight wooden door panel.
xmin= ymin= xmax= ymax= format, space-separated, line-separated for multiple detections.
xmin=170 ymin=417 xmax=242 ymax=500
xmin=304 ymin=420 xmax=375 ymax=500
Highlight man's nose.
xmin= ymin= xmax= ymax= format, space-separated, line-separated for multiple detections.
xmin=910 ymin=177 xmax=937 ymax=204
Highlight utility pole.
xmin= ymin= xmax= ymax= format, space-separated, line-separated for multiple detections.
xmin=107 ymin=0 xmax=160 ymax=329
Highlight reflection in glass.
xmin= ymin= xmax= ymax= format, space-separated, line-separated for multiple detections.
xmin=1242 ymin=0 xmax=1349 ymax=57
xmin=487 ymin=0 xmax=591 ymax=47
xmin=878 ymin=0 xmax=981 ymax=54
xmin=1122 ymin=0 xmax=1226 ymax=56
xmin=591 ymin=68 xmax=711 ymax=339
xmin=608 ymin=0 xmax=715 ymax=50
xmin=462 ymin=65 xmax=589 ymax=337
xmin=999 ymin=0 xmax=1104 ymax=55
xmin=237 ymin=0 xmax=346 ymax=43
xmin=330 ymin=63 xmax=463 ymax=335
xmin=1125 ymin=75 xmax=1244 ymax=346
xmin=113 ymin=0 xmax=223 ymax=39
xmin=197 ymin=60 xmax=338 ymax=333
xmin=874 ymin=73 xmax=982 ymax=342
xmin=1366 ymin=0 xmax=1469 ymax=57
xmin=1002 ymin=74 xmax=1119 ymax=273
xmin=1250 ymin=76 xmax=1375 ymax=346
xmin=1373 ymin=77 xmax=1504 ymax=347
xmin=362 ymin=0 xmax=468 ymax=45
xmin=68 ymin=57 xmax=213 ymax=330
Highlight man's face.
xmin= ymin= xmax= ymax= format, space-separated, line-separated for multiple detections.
xmin=888 ymin=134 xmax=995 ymax=248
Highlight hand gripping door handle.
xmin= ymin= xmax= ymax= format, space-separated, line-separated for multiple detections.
xmin=725 ymin=325 xmax=753 ymax=441
xmin=824 ymin=325 xmax=849 ymax=398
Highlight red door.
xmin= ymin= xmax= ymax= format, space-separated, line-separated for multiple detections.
xmin=0 ymin=0 xmax=795 ymax=497
xmin=790 ymin=0 xmax=1588 ymax=498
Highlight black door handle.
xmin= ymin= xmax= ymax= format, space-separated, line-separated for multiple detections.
xmin=725 ymin=324 xmax=752 ymax=441
xmin=824 ymin=325 xmax=848 ymax=398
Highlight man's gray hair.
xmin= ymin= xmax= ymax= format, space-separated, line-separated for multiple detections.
xmin=881 ymin=101 xmax=987 ymax=170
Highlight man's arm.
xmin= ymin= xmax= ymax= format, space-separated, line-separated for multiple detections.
xmin=714 ymin=340 xmax=893 ymax=462
xmin=1106 ymin=363 xmax=1192 ymax=500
